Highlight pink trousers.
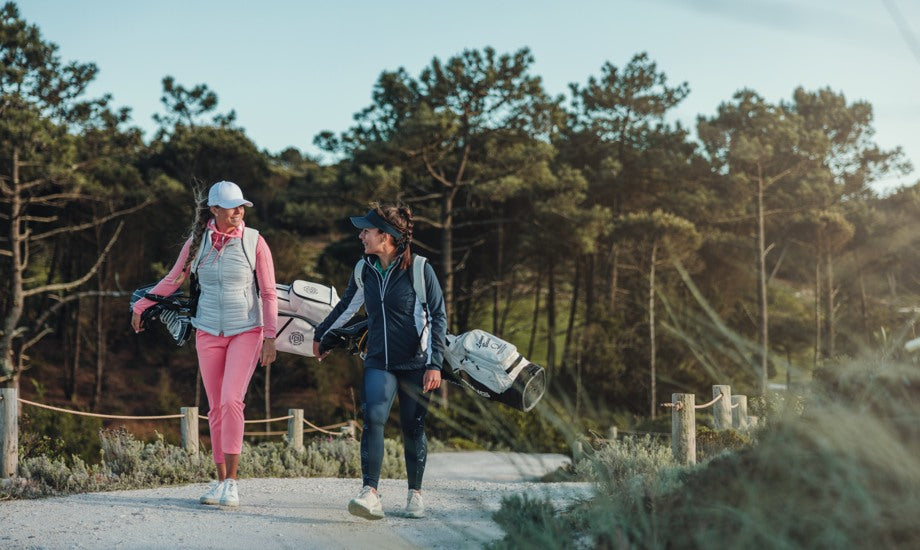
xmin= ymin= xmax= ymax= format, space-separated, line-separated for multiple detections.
xmin=196 ymin=327 xmax=262 ymax=464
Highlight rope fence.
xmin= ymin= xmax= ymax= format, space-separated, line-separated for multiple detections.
xmin=242 ymin=415 xmax=293 ymax=424
xmin=657 ymin=384 xmax=757 ymax=466
xmin=17 ymin=398 xmax=183 ymax=420
xmin=0 ymin=388 xmax=357 ymax=477
xmin=243 ymin=421 xmax=354 ymax=438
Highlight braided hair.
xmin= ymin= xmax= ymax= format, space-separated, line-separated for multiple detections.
xmin=373 ymin=202 xmax=414 ymax=270
xmin=172 ymin=186 xmax=212 ymax=284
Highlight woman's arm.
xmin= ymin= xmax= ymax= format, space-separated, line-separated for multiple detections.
xmin=256 ymin=235 xmax=278 ymax=367
xmin=255 ymin=235 xmax=278 ymax=339
xmin=132 ymin=237 xmax=193 ymax=316
xmin=423 ymin=262 xmax=447 ymax=371
xmin=130 ymin=238 xmax=192 ymax=332
xmin=313 ymin=266 xmax=365 ymax=359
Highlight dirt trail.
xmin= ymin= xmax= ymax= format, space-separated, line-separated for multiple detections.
xmin=0 ymin=452 xmax=592 ymax=549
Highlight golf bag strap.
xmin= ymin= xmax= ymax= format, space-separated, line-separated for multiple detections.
xmin=353 ymin=255 xmax=427 ymax=302
xmin=353 ymin=258 xmax=365 ymax=291
xmin=412 ymin=254 xmax=427 ymax=306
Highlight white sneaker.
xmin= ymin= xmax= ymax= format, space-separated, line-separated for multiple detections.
xmin=405 ymin=489 xmax=425 ymax=518
xmin=348 ymin=485 xmax=384 ymax=520
xmin=219 ymin=478 xmax=239 ymax=507
xmin=199 ymin=480 xmax=224 ymax=505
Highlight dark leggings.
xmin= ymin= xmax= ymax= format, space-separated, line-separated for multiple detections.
xmin=360 ymin=367 xmax=430 ymax=490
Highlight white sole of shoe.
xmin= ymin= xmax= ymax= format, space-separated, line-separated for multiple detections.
xmin=348 ymin=500 xmax=384 ymax=520
xmin=219 ymin=500 xmax=240 ymax=507
xmin=405 ymin=509 xmax=426 ymax=519
xmin=199 ymin=485 xmax=222 ymax=505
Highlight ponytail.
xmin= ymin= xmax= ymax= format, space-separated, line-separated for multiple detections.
xmin=173 ymin=186 xmax=211 ymax=284
xmin=394 ymin=204 xmax=413 ymax=270
xmin=372 ymin=202 xmax=414 ymax=270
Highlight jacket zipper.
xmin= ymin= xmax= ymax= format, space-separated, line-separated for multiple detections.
xmin=374 ymin=263 xmax=394 ymax=369
xmin=217 ymin=238 xmax=225 ymax=336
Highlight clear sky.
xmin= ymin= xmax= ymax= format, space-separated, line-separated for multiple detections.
xmin=15 ymin=0 xmax=920 ymax=193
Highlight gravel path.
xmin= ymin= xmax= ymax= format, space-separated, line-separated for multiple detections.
xmin=0 ymin=452 xmax=593 ymax=549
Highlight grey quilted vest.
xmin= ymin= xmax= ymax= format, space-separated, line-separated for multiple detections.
xmin=191 ymin=228 xmax=261 ymax=337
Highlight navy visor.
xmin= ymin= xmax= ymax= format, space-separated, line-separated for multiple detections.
xmin=350 ymin=209 xmax=403 ymax=239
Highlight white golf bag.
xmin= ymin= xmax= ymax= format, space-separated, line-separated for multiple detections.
xmin=275 ymin=280 xmax=340 ymax=357
xmin=443 ymin=329 xmax=546 ymax=412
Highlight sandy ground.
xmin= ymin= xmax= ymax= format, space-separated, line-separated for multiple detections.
xmin=0 ymin=452 xmax=593 ymax=549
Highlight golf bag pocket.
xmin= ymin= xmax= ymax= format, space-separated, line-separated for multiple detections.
xmin=284 ymin=280 xmax=339 ymax=319
xmin=275 ymin=313 xmax=317 ymax=356
xmin=274 ymin=280 xmax=340 ymax=357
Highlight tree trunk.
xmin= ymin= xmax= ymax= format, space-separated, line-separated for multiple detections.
xmin=499 ymin=269 xmax=516 ymax=336
xmin=649 ymin=243 xmax=658 ymax=420
xmin=92 ymin=226 xmax=107 ymax=411
xmin=527 ymin=269 xmax=542 ymax=359
xmin=854 ymin=249 xmax=869 ymax=336
xmin=439 ymin=188 xmax=459 ymax=409
xmin=814 ymin=259 xmax=821 ymax=371
xmin=567 ymin=258 xmax=581 ymax=416
xmin=585 ymin=253 xmax=596 ymax=323
xmin=563 ymin=256 xmax=581 ymax=366
xmin=65 ymin=300 xmax=80 ymax=401
xmin=1 ymin=150 xmax=25 ymax=387
xmin=92 ymin=289 xmax=105 ymax=411
xmin=546 ymin=263 xmax=557 ymax=369
xmin=608 ymin=244 xmax=620 ymax=312
xmin=756 ymin=168 xmax=769 ymax=395
xmin=492 ymin=222 xmax=503 ymax=335
xmin=823 ymin=250 xmax=836 ymax=358
xmin=440 ymin=189 xmax=456 ymax=333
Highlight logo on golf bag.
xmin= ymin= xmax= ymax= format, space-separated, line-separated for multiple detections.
xmin=288 ymin=331 xmax=306 ymax=346
xmin=474 ymin=333 xmax=508 ymax=354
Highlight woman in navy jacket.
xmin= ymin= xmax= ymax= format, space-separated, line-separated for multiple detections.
xmin=313 ymin=203 xmax=446 ymax=520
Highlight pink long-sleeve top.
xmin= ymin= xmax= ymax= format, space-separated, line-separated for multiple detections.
xmin=132 ymin=221 xmax=278 ymax=339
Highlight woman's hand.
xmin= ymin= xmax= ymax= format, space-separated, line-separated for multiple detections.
xmin=261 ymin=338 xmax=276 ymax=367
xmin=423 ymin=368 xmax=441 ymax=393
xmin=313 ymin=341 xmax=331 ymax=362
xmin=131 ymin=312 xmax=144 ymax=333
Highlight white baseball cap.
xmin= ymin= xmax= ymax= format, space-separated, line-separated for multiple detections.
xmin=207 ymin=180 xmax=253 ymax=208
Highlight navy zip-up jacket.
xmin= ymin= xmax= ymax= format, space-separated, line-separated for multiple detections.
xmin=314 ymin=255 xmax=447 ymax=371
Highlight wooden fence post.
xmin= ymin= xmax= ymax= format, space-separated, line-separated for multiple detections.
xmin=671 ymin=393 xmax=696 ymax=465
xmin=712 ymin=385 xmax=732 ymax=430
xmin=181 ymin=407 xmax=199 ymax=463
xmin=287 ymin=409 xmax=304 ymax=451
xmin=608 ymin=426 xmax=618 ymax=440
xmin=731 ymin=395 xmax=749 ymax=429
xmin=1 ymin=388 xmax=17 ymax=478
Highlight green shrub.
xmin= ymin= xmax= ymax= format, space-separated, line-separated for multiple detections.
xmin=575 ymin=435 xmax=677 ymax=495
xmin=19 ymin=405 xmax=102 ymax=465
xmin=696 ymin=426 xmax=752 ymax=460
xmin=489 ymin=494 xmax=578 ymax=550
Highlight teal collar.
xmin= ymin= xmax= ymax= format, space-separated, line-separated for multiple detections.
xmin=373 ymin=258 xmax=394 ymax=276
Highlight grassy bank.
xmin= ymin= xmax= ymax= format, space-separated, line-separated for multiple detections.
xmin=490 ymin=357 xmax=920 ymax=548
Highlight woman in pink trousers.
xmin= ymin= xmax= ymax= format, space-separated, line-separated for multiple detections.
xmin=131 ymin=180 xmax=277 ymax=507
